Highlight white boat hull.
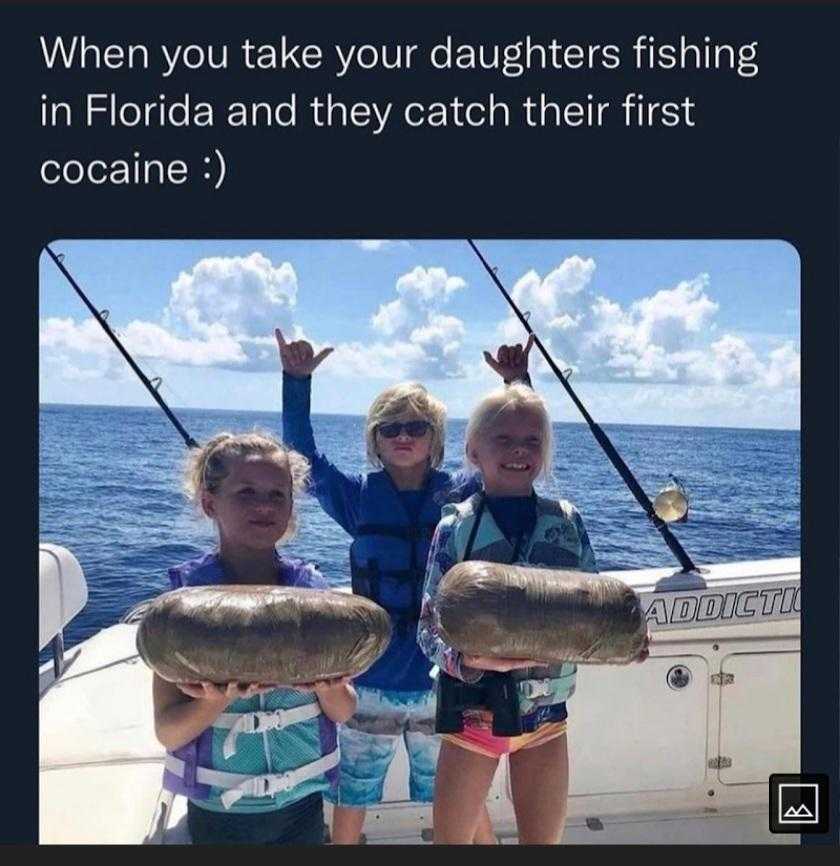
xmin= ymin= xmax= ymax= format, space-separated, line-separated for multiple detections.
xmin=39 ymin=557 xmax=800 ymax=844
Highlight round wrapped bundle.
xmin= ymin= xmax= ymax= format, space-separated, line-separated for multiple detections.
xmin=436 ymin=562 xmax=647 ymax=664
xmin=137 ymin=585 xmax=392 ymax=684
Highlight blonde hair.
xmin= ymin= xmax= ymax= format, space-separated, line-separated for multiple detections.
xmin=365 ymin=382 xmax=447 ymax=469
xmin=184 ymin=430 xmax=310 ymax=543
xmin=464 ymin=383 xmax=553 ymax=479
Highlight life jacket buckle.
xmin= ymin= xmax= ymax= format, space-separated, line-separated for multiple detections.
xmin=253 ymin=771 xmax=295 ymax=797
xmin=252 ymin=709 xmax=290 ymax=734
xmin=236 ymin=709 xmax=287 ymax=737
xmin=519 ymin=678 xmax=553 ymax=699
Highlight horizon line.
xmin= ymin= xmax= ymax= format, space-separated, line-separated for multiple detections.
xmin=38 ymin=401 xmax=801 ymax=434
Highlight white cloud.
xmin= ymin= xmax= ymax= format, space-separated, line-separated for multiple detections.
xmin=498 ymin=262 xmax=797 ymax=390
xmin=584 ymin=275 xmax=719 ymax=379
xmin=40 ymin=253 xmax=304 ymax=378
xmin=685 ymin=334 xmax=762 ymax=385
xmin=334 ymin=266 xmax=469 ymax=379
xmin=370 ymin=298 xmax=409 ymax=337
xmin=166 ymin=252 xmax=297 ymax=338
xmin=763 ymin=342 xmax=801 ymax=388
xmin=39 ymin=317 xmax=109 ymax=355
xmin=372 ymin=266 xmax=466 ymax=338
xmin=40 ymin=317 xmax=247 ymax=368
xmin=39 ymin=258 xmax=472 ymax=382
xmin=355 ymin=240 xmax=410 ymax=252
xmin=501 ymin=257 xmax=596 ymax=343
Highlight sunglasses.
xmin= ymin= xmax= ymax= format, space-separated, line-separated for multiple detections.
xmin=377 ymin=420 xmax=432 ymax=439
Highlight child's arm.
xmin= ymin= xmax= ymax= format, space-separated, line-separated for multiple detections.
xmin=417 ymin=520 xmax=485 ymax=683
xmin=277 ymin=328 xmax=363 ymax=535
xmin=295 ymin=677 xmax=357 ymax=723
xmin=277 ymin=328 xmax=331 ymax=457
xmin=152 ymin=675 xmax=273 ymax=752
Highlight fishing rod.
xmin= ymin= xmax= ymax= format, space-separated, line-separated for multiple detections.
xmin=44 ymin=245 xmax=199 ymax=450
xmin=467 ymin=239 xmax=697 ymax=573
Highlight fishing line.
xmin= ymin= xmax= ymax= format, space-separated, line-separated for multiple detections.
xmin=467 ymin=238 xmax=697 ymax=573
xmin=44 ymin=245 xmax=199 ymax=449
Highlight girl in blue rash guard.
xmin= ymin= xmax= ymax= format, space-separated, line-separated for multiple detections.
xmin=152 ymin=432 xmax=357 ymax=845
xmin=277 ymin=328 xmax=533 ymax=845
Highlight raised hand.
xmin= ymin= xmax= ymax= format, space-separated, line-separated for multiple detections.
xmin=275 ymin=327 xmax=334 ymax=378
xmin=483 ymin=334 xmax=535 ymax=382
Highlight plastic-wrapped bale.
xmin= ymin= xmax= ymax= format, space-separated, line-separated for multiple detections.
xmin=435 ymin=561 xmax=647 ymax=664
xmin=137 ymin=585 xmax=392 ymax=684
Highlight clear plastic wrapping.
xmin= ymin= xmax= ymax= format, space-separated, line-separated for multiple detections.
xmin=436 ymin=561 xmax=647 ymax=664
xmin=137 ymin=585 xmax=392 ymax=684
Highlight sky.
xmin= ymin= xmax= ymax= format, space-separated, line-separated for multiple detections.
xmin=38 ymin=239 xmax=800 ymax=429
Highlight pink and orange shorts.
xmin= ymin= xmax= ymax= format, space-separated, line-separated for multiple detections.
xmin=442 ymin=710 xmax=567 ymax=759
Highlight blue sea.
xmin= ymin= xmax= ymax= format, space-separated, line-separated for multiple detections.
xmin=39 ymin=404 xmax=800 ymax=655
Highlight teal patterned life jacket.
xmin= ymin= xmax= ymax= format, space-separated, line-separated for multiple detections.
xmin=445 ymin=492 xmax=598 ymax=715
xmin=161 ymin=552 xmax=339 ymax=812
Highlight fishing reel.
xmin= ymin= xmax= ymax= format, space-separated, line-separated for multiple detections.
xmin=653 ymin=475 xmax=689 ymax=523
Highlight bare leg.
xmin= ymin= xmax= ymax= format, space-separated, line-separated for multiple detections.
xmin=473 ymin=804 xmax=498 ymax=844
xmin=433 ymin=740 xmax=499 ymax=844
xmin=508 ymin=733 xmax=569 ymax=844
xmin=330 ymin=805 xmax=367 ymax=844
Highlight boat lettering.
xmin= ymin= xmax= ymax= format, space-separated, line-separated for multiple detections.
xmin=641 ymin=581 xmax=800 ymax=629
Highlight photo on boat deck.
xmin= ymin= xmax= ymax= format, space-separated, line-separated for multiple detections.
xmin=39 ymin=239 xmax=800 ymax=845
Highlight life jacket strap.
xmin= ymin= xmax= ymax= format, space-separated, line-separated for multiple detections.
xmin=215 ymin=703 xmax=323 ymax=760
xmin=164 ymin=746 xmax=340 ymax=810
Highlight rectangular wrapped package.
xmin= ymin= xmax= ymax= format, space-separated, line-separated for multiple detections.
xmin=137 ymin=585 xmax=392 ymax=684
xmin=435 ymin=561 xmax=647 ymax=665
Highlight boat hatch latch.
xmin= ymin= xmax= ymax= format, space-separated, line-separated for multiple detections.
xmin=710 ymin=673 xmax=735 ymax=686
xmin=667 ymin=665 xmax=691 ymax=689
xmin=708 ymin=756 xmax=732 ymax=769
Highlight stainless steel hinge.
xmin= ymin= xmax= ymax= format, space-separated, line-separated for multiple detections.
xmin=711 ymin=673 xmax=735 ymax=685
xmin=708 ymin=756 xmax=733 ymax=769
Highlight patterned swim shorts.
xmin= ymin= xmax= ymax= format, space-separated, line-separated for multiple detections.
xmin=326 ymin=685 xmax=440 ymax=806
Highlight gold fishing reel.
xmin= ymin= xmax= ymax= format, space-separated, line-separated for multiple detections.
xmin=653 ymin=475 xmax=689 ymax=523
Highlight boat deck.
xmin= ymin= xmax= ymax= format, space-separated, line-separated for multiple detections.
xmin=39 ymin=558 xmax=801 ymax=845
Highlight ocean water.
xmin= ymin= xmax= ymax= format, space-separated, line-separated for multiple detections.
xmin=39 ymin=404 xmax=800 ymax=654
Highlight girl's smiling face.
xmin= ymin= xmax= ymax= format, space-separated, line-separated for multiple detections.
xmin=201 ymin=455 xmax=293 ymax=551
xmin=468 ymin=406 xmax=545 ymax=496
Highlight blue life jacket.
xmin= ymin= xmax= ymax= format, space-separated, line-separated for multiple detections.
xmin=351 ymin=469 xmax=462 ymax=691
xmin=161 ymin=552 xmax=339 ymax=811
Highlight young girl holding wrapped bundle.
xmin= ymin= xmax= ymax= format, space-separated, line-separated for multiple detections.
xmin=418 ymin=384 xmax=649 ymax=844
xmin=152 ymin=433 xmax=357 ymax=845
